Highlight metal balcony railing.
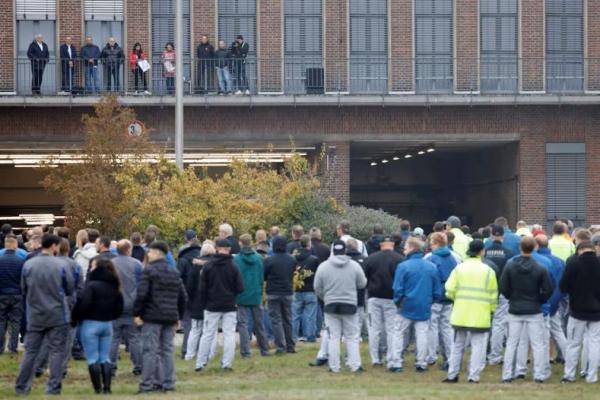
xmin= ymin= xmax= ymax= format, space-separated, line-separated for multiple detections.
xmin=2 ymin=57 xmax=597 ymax=97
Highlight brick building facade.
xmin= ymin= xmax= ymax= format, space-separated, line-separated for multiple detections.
xmin=0 ymin=0 xmax=599 ymax=230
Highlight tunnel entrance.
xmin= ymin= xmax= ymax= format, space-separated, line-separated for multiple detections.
xmin=350 ymin=140 xmax=519 ymax=230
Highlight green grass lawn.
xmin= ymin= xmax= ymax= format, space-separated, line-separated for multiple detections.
xmin=0 ymin=340 xmax=597 ymax=399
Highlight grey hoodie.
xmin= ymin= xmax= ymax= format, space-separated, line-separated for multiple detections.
xmin=314 ymin=255 xmax=367 ymax=307
xmin=22 ymin=253 xmax=74 ymax=331
xmin=73 ymin=242 xmax=97 ymax=279
xmin=112 ymin=255 xmax=143 ymax=316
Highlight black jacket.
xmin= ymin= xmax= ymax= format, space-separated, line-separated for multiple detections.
xmin=60 ymin=44 xmax=77 ymax=67
xmin=100 ymin=43 xmax=124 ymax=66
xmin=264 ymin=236 xmax=296 ymax=296
xmin=27 ymin=41 xmax=49 ymax=67
xmin=364 ymin=249 xmax=405 ymax=299
xmin=197 ymin=43 xmax=215 ymax=60
xmin=0 ymin=250 xmax=24 ymax=295
xmin=72 ymin=267 xmax=123 ymax=323
xmin=187 ymin=255 xmax=212 ymax=320
xmin=311 ymin=239 xmax=330 ymax=264
xmin=215 ymin=48 xmax=232 ymax=68
xmin=198 ymin=253 xmax=244 ymax=313
xmin=500 ymin=255 xmax=553 ymax=315
xmin=294 ymin=248 xmax=320 ymax=293
xmin=286 ymin=239 xmax=302 ymax=255
xmin=484 ymin=240 xmax=514 ymax=279
xmin=133 ymin=258 xmax=187 ymax=324
xmin=365 ymin=234 xmax=384 ymax=255
xmin=177 ymin=244 xmax=201 ymax=291
xmin=231 ymin=41 xmax=249 ymax=59
xmin=347 ymin=251 xmax=367 ymax=307
xmin=131 ymin=245 xmax=146 ymax=263
xmin=560 ymin=252 xmax=600 ymax=321
xmin=226 ymin=236 xmax=241 ymax=255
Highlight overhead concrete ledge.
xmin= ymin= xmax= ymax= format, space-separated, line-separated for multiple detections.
xmin=0 ymin=94 xmax=599 ymax=107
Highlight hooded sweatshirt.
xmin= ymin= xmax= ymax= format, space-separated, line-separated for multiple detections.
xmin=313 ymin=254 xmax=367 ymax=314
xmin=560 ymin=251 xmax=600 ymax=321
xmin=294 ymin=248 xmax=320 ymax=293
xmin=199 ymin=253 xmax=244 ymax=312
xmin=73 ymin=242 xmax=97 ymax=278
xmin=393 ymin=252 xmax=443 ymax=321
xmin=234 ymin=247 xmax=264 ymax=306
xmin=500 ymin=255 xmax=553 ymax=315
xmin=536 ymin=247 xmax=565 ymax=316
xmin=264 ymin=236 xmax=296 ymax=296
xmin=425 ymin=247 xmax=458 ymax=304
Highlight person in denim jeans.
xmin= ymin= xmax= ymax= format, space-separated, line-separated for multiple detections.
xmin=72 ymin=258 xmax=123 ymax=394
xmin=215 ymin=41 xmax=232 ymax=95
xmin=81 ymin=37 xmax=101 ymax=94
xmin=292 ymin=235 xmax=320 ymax=342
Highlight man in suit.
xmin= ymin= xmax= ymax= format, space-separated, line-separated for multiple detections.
xmin=27 ymin=34 xmax=49 ymax=95
xmin=60 ymin=36 xmax=77 ymax=94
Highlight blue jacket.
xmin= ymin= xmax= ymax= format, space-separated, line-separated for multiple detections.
xmin=0 ymin=250 xmax=24 ymax=295
xmin=536 ymin=247 xmax=565 ymax=316
xmin=493 ymin=229 xmax=521 ymax=255
xmin=0 ymin=247 xmax=28 ymax=260
xmin=393 ymin=252 xmax=443 ymax=321
xmin=425 ymin=247 xmax=457 ymax=304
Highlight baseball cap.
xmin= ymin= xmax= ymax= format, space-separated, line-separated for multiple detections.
xmin=215 ymin=239 xmax=231 ymax=248
xmin=413 ymin=227 xmax=424 ymax=237
xmin=491 ymin=225 xmax=504 ymax=237
xmin=466 ymin=239 xmax=485 ymax=257
xmin=184 ymin=229 xmax=196 ymax=241
xmin=332 ymin=240 xmax=346 ymax=255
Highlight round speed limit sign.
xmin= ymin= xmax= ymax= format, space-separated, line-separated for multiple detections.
xmin=128 ymin=120 xmax=145 ymax=136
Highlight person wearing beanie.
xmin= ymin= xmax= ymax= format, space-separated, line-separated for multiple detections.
xmin=560 ymin=241 xmax=600 ymax=383
xmin=133 ymin=241 xmax=187 ymax=394
xmin=389 ymin=237 xmax=443 ymax=373
xmin=195 ymin=239 xmax=244 ymax=371
xmin=484 ymin=225 xmax=515 ymax=365
xmin=500 ymin=237 xmax=553 ymax=383
xmin=443 ymin=239 xmax=497 ymax=383
xmin=424 ymin=232 xmax=459 ymax=369
xmin=314 ymin=240 xmax=367 ymax=373
xmin=264 ymin=235 xmax=297 ymax=353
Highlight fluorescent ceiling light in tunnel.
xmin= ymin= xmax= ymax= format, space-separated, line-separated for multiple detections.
xmin=381 ymin=159 xmax=389 ymax=164
xmin=404 ymin=154 xmax=412 ymax=159
xmin=427 ymin=148 xmax=435 ymax=153
xmin=370 ymin=162 xmax=377 ymax=166
xmin=392 ymin=156 xmax=400 ymax=161
xmin=418 ymin=150 xmax=425 ymax=155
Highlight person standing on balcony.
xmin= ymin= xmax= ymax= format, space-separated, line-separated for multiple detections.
xmin=215 ymin=41 xmax=233 ymax=95
xmin=129 ymin=42 xmax=150 ymax=95
xmin=26 ymin=34 xmax=49 ymax=96
xmin=196 ymin=36 xmax=215 ymax=94
xmin=231 ymin=35 xmax=250 ymax=95
xmin=81 ymin=37 xmax=101 ymax=94
xmin=161 ymin=42 xmax=176 ymax=95
xmin=100 ymin=37 xmax=124 ymax=93
xmin=59 ymin=36 xmax=77 ymax=94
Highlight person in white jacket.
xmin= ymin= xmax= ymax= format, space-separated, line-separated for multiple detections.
xmin=72 ymin=229 xmax=99 ymax=279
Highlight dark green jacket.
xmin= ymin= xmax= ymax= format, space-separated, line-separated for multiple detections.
xmin=234 ymin=248 xmax=264 ymax=306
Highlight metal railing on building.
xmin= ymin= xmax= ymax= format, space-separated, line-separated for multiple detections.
xmin=5 ymin=57 xmax=597 ymax=97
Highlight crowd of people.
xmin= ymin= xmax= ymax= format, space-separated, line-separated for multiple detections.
xmin=26 ymin=33 xmax=250 ymax=96
xmin=1 ymin=216 xmax=600 ymax=395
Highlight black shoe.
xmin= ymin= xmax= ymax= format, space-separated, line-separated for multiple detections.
xmin=440 ymin=362 xmax=449 ymax=371
xmin=515 ymin=374 xmax=525 ymax=380
xmin=502 ymin=379 xmax=513 ymax=384
xmin=353 ymin=366 xmax=366 ymax=374
xmin=442 ymin=376 xmax=458 ymax=383
xmin=287 ymin=349 xmax=297 ymax=354
xmin=468 ymin=379 xmax=479 ymax=384
xmin=132 ymin=369 xmax=142 ymax=376
xmin=372 ymin=362 xmax=383 ymax=367
xmin=87 ymin=363 xmax=102 ymax=394
xmin=309 ymin=358 xmax=328 ymax=367
xmin=561 ymin=378 xmax=575 ymax=384
xmin=388 ymin=367 xmax=403 ymax=373
xmin=100 ymin=363 xmax=112 ymax=394
xmin=415 ymin=366 xmax=428 ymax=373
xmin=427 ymin=361 xmax=437 ymax=366
xmin=223 ymin=367 xmax=233 ymax=372
xmin=534 ymin=379 xmax=544 ymax=384
xmin=34 ymin=370 xmax=44 ymax=378
xmin=195 ymin=367 xmax=203 ymax=372
xmin=275 ymin=349 xmax=286 ymax=355
xmin=553 ymin=357 xmax=565 ymax=364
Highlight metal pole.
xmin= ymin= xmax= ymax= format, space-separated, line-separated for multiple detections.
xmin=174 ymin=0 xmax=184 ymax=169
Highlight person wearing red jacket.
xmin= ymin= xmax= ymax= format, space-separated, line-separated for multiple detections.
xmin=129 ymin=42 xmax=149 ymax=94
